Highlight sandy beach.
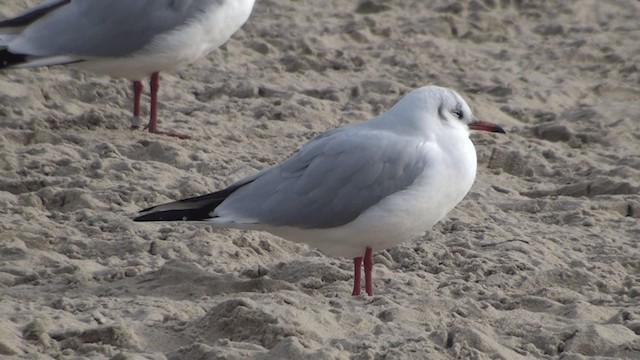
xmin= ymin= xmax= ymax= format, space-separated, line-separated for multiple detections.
xmin=1 ymin=0 xmax=639 ymax=359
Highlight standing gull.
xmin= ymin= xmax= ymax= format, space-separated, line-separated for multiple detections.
xmin=0 ymin=0 xmax=256 ymax=138
xmin=134 ymin=86 xmax=506 ymax=296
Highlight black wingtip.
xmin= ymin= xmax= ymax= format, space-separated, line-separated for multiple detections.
xmin=133 ymin=207 xmax=215 ymax=222
xmin=132 ymin=179 xmax=255 ymax=223
xmin=0 ymin=49 xmax=28 ymax=69
xmin=0 ymin=0 xmax=71 ymax=28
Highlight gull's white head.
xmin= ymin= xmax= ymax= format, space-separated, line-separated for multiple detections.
xmin=388 ymin=86 xmax=506 ymax=136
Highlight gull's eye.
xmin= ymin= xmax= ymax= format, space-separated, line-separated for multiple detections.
xmin=452 ymin=110 xmax=463 ymax=119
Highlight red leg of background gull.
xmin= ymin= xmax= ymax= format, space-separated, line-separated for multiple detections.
xmin=131 ymin=81 xmax=143 ymax=129
xmin=364 ymin=247 xmax=374 ymax=296
xmin=145 ymin=72 xmax=190 ymax=139
xmin=351 ymin=256 xmax=363 ymax=296
xmin=147 ymin=72 xmax=160 ymax=133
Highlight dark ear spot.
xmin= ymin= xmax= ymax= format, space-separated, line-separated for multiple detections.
xmin=437 ymin=103 xmax=447 ymax=122
xmin=454 ymin=102 xmax=464 ymax=119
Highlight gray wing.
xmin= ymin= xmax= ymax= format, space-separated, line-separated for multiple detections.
xmin=6 ymin=0 xmax=222 ymax=57
xmin=0 ymin=0 xmax=70 ymax=30
xmin=216 ymin=126 xmax=429 ymax=229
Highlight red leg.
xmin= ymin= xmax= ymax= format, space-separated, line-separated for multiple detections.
xmin=147 ymin=72 xmax=160 ymax=133
xmin=131 ymin=81 xmax=143 ymax=129
xmin=145 ymin=72 xmax=190 ymax=139
xmin=133 ymin=81 xmax=143 ymax=117
xmin=351 ymin=256 xmax=363 ymax=296
xmin=364 ymin=247 xmax=374 ymax=296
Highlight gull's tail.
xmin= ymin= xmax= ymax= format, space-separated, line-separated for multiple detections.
xmin=0 ymin=0 xmax=78 ymax=69
xmin=133 ymin=181 xmax=252 ymax=222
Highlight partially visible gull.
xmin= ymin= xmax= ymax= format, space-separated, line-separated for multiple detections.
xmin=0 ymin=0 xmax=256 ymax=138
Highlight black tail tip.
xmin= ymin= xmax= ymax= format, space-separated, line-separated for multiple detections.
xmin=132 ymin=209 xmax=161 ymax=222
xmin=132 ymin=209 xmax=193 ymax=222
xmin=132 ymin=212 xmax=162 ymax=222
xmin=0 ymin=49 xmax=28 ymax=69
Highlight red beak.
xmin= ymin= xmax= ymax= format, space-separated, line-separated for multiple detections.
xmin=469 ymin=120 xmax=506 ymax=134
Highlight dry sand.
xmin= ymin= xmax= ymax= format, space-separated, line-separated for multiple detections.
xmin=1 ymin=0 xmax=639 ymax=359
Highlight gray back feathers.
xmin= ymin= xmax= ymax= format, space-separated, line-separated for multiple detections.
xmin=6 ymin=0 xmax=224 ymax=57
xmin=218 ymin=125 xmax=429 ymax=229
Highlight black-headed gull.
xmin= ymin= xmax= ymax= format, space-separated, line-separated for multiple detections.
xmin=0 ymin=0 xmax=255 ymax=138
xmin=134 ymin=86 xmax=506 ymax=296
